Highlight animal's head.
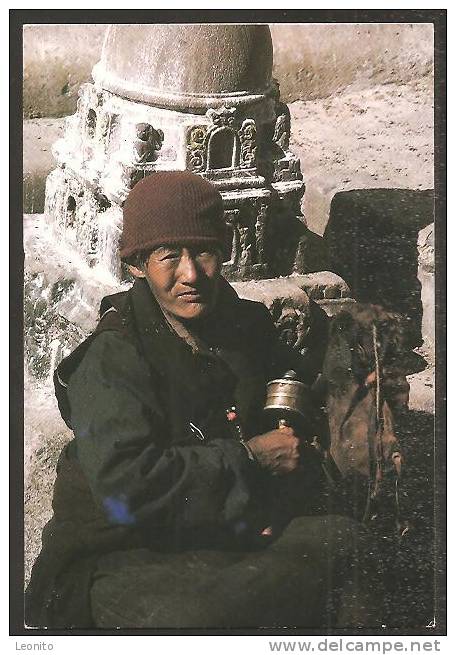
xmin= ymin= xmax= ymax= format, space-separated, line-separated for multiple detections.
xmin=325 ymin=304 xmax=408 ymax=389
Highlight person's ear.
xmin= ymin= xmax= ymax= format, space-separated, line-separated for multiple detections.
xmin=128 ymin=264 xmax=146 ymax=278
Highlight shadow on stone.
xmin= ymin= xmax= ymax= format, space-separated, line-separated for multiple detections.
xmin=324 ymin=188 xmax=434 ymax=349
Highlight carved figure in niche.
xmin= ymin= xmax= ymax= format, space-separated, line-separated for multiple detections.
xmin=273 ymin=102 xmax=291 ymax=152
xmin=89 ymin=227 xmax=98 ymax=255
xmin=66 ymin=196 xmax=76 ymax=228
xmin=86 ymin=109 xmax=97 ymax=139
xmin=273 ymin=156 xmax=302 ymax=183
xmin=101 ymin=157 xmax=133 ymax=200
xmin=186 ymin=126 xmax=207 ymax=172
xmin=254 ymin=204 xmax=267 ymax=265
xmin=238 ymin=225 xmax=253 ymax=267
xmin=239 ymin=119 xmax=257 ymax=169
xmin=132 ymin=123 xmax=164 ymax=164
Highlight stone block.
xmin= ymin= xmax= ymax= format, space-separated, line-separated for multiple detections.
xmin=417 ymin=223 xmax=434 ymax=360
xmin=290 ymin=271 xmax=351 ymax=301
xmin=407 ymin=367 xmax=434 ymax=414
xmin=316 ymin=297 xmax=357 ymax=318
xmin=232 ymin=277 xmax=311 ymax=353
xmin=324 ymin=188 xmax=434 ymax=349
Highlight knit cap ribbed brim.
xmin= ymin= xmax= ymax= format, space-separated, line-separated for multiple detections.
xmin=119 ymin=171 xmax=230 ymax=259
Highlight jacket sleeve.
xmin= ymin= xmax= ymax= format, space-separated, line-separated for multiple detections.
xmin=67 ymin=331 xmax=259 ymax=536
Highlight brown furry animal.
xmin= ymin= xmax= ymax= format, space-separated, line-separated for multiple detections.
xmin=322 ymin=304 xmax=411 ymax=534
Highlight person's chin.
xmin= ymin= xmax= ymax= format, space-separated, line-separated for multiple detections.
xmin=175 ymin=300 xmax=211 ymax=320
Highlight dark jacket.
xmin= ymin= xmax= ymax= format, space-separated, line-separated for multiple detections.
xmin=25 ymin=277 xmax=321 ymax=629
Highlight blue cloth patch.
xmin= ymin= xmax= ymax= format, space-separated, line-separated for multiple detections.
xmin=233 ymin=520 xmax=248 ymax=535
xmin=103 ymin=495 xmax=136 ymax=525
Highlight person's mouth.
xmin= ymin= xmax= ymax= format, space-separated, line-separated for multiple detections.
xmin=176 ymin=289 xmax=206 ymax=302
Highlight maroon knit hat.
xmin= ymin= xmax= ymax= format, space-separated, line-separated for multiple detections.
xmin=119 ymin=171 xmax=229 ymax=260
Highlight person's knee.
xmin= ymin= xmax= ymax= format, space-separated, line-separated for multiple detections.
xmin=282 ymin=514 xmax=362 ymax=547
xmin=276 ymin=514 xmax=372 ymax=574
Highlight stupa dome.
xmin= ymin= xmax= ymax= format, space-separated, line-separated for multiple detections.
xmin=93 ymin=24 xmax=273 ymax=111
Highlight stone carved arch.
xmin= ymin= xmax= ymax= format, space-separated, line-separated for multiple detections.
xmin=207 ymin=127 xmax=240 ymax=170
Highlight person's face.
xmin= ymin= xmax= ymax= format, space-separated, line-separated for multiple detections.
xmin=129 ymin=243 xmax=222 ymax=321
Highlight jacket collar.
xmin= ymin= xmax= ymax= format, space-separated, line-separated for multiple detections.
xmin=127 ymin=277 xmax=241 ymax=381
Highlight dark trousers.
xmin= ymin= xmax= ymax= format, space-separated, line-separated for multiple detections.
xmin=90 ymin=515 xmax=383 ymax=629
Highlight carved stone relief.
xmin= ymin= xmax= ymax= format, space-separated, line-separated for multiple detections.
xmin=206 ymin=106 xmax=237 ymax=128
xmin=272 ymin=303 xmax=312 ymax=355
xmin=266 ymin=191 xmax=306 ymax=277
xmin=273 ymin=102 xmax=291 ymax=152
xmin=230 ymin=277 xmax=313 ymax=356
xmin=239 ymin=119 xmax=257 ymax=169
xmin=238 ymin=224 xmax=254 ymax=268
xmin=132 ymin=123 xmax=164 ymax=164
xmin=86 ymin=109 xmax=97 ymax=139
xmin=44 ymin=32 xmax=308 ymax=285
xmin=273 ymin=155 xmax=302 ymax=183
xmin=186 ymin=126 xmax=208 ymax=172
xmin=223 ymin=209 xmax=240 ymax=264
xmin=254 ymin=202 xmax=268 ymax=265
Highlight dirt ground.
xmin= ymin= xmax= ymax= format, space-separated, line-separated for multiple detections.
xmin=290 ymin=76 xmax=434 ymax=235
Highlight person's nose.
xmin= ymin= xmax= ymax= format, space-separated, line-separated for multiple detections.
xmin=176 ymin=250 xmax=199 ymax=285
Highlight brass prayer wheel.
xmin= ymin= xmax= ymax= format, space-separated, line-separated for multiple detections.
xmin=264 ymin=370 xmax=313 ymax=431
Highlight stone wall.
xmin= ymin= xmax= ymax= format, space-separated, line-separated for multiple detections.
xmin=23 ymin=23 xmax=434 ymax=118
xmin=23 ymin=25 xmax=106 ymax=118
xmin=270 ymin=23 xmax=433 ymax=102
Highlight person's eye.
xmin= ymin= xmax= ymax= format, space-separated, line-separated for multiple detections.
xmin=197 ymin=250 xmax=216 ymax=260
xmin=161 ymin=251 xmax=181 ymax=261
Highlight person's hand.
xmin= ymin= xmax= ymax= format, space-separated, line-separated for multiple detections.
xmin=246 ymin=427 xmax=300 ymax=475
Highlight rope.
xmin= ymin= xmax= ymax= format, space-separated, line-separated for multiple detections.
xmin=373 ymin=323 xmax=381 ymax=424
xmin=373 ymin=325 xmax=407 ymax=539
xmin=364 ymin=323 xmax=385 ymax=523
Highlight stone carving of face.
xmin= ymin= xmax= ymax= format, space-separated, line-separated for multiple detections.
xmin=273 ymin=304 xmax=311 ymax=354
xmin=136 ymin=123 xmax=151 ymax=141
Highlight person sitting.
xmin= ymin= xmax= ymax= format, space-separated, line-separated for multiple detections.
xmin=25 ymin=171 xmax=381 ymax=630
